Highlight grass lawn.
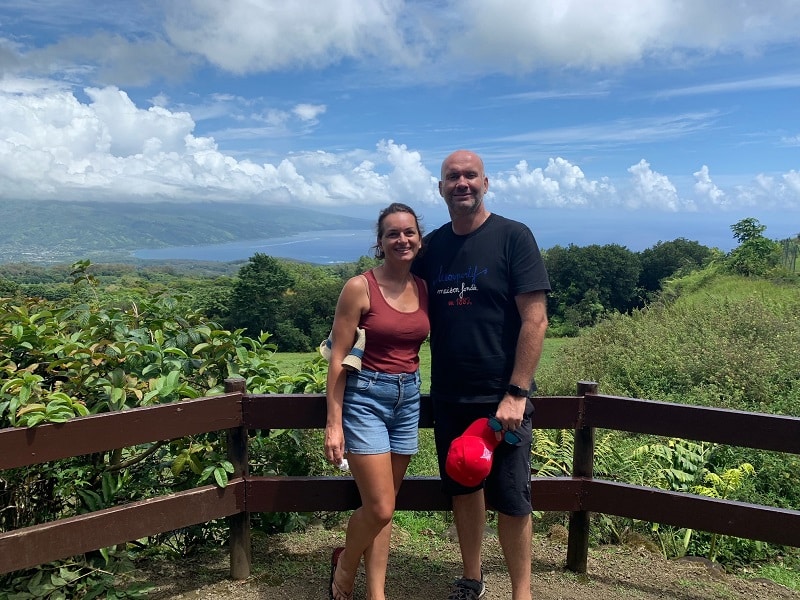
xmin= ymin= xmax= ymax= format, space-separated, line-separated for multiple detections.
xmin=273 ymin=337 xmax=569 ymax=395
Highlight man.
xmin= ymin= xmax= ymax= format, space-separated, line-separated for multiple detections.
xmin=413 ymin=150 xmax=550 ymax=600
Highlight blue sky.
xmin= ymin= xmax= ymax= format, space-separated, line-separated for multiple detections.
xmin=1 ymin=0 xmax=799 ymax=251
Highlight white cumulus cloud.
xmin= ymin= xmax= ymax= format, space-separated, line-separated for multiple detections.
xmin=0 ymin=84 xmax=439 ymax=206
xmin=293 ymin=104 xmax=327 ymax=122
xmin=445 ymin=0 xmax=800 ymax=74
xmin=164 ymin=0 xmax=411 ymax=74
xmin=626 ymin=159 xmax=689 ymax=211
xmin=693 ymin=165 xmax=727 ymax=207
xmin=491 ymin=158 xmax=615 ymax=208
xmin=1 ymin=81 xmax=799 ymax=213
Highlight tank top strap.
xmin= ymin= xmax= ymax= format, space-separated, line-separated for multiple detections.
xmin=363 ymin=269 xmax=385 ymax=309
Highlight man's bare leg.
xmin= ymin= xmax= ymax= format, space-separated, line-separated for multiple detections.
xmin=452 ymin=490 xmax=486 ymax=581
xmin=498 ymin=512 xmax=532 ymax=600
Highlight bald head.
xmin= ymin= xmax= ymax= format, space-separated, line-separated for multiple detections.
xmin=438 ymin=150 xmax=490 ymax=228
xmin=441 ymin=150 xmax=485 ymax=180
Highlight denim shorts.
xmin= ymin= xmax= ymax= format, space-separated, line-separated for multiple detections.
xmin=342 ymin=368 xmax=421 ymax=455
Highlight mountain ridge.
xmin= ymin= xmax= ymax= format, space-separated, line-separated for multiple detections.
xmin=1 ymin=199 xmax=372 ymax=264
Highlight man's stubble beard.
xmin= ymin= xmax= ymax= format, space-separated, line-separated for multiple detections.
xmin=447 ymin=193 xmax=484 ymax=218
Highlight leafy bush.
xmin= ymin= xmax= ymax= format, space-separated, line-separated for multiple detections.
xmin=0 ymin=263 xmax=330 ymax=595
xmin=537 ymin=273 xmax=800 ymax=416
xmin=0 ymin=547 xmax=152 ymax=599
xmin=535 ymin=269 xmax=800 ymax=564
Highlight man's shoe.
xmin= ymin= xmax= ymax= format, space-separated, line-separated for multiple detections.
xmin=446 ymin=574 xmax=486 ymax=600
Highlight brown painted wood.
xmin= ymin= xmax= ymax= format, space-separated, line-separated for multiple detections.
xmin=243 ymin=393 xmax=581 ymax=430
xmin=245 ymin=476 xmax=582 ymax=512
xmin=0 ymin=393 xmax=242 ymax=470
xmin=225 ymin=377 xmax=251 ymax=580
xmin=583 ymin=394 xmax=800 ymax=454
xmin=582 ymin=479 xmax=800 ymax=548
xmin=3 ymin=385 xmax=800 ymax=579
xmin=0 ymin=480 xmax=244 ymax=574
xmin=567 ymin=381 xmax=598 ymax=573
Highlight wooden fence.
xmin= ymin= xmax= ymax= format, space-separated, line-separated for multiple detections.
xmin=2 ymin=379 xmax=800 ymax=579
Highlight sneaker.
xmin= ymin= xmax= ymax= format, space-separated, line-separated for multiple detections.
xmin=447 ymin=574 xmax=486 ymax=600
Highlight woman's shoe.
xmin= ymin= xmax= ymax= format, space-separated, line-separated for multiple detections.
xmin=329 ymin=547 xmax=353 ymax=600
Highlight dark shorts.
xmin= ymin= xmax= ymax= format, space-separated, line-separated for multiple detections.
xmin=431 ymin=394 xmax=534 ymax=516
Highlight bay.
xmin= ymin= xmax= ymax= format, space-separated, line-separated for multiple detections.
xmin=132 ymin=229 xmax=376 ymax=264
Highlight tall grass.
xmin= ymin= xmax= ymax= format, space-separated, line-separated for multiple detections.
xmin=536 ymin=274 xmax=800 ymax=415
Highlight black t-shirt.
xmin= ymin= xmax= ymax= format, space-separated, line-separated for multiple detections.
xmin=413 ymin=214 xmax=551 ymax=398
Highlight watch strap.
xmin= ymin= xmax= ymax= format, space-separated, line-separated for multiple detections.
xmin=506 ymin=384 xmax=530 ymax=398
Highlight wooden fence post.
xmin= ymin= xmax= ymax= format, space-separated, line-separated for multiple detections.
xmin=225 ymin=376 xmax=250 ymax=580
xmin=566 ymin=380 xmax=598 ymax=573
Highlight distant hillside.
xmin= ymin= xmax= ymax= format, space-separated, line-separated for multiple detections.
xmin=0 ymin=199 xmax=372 ymax=264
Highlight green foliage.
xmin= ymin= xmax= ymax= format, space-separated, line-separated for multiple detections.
xmin=536 ymin=264 xmax=800 ymax=566
xmin=694 ymin=462 xmax=756 ymax=500
xmin=633 ymin=438 xmax=713 ymax=492
xmin=544 ymin=243 xmax=642 ymax=333
xmin=224 ymin=254 xmax=343 ymax=351
xmin=0 ymin=549 xmax=152 ymax=599
xmin=227 ymin=253 xmax=295 ymax=341
xmin=725 ymin=217 xmax=784 ymax=277
xmin=692 ymin=463 xmax=756 ymax=561
xmin=751 ymin=562 xmax=800 ymax=591
xmin=631 ymin=438 xmax=715 ymax=558
xmin=532 ymin=429 xmax=575 ymax=477
xmin=0 ymin=276 xmax=20 ymax=298
xmin=537 ymin=273 xmax=800 ymax=418
xmin=780 ymin=237 xmax=799 ymax=273
xmin=730 ymin=217 xmax=767 ymax=244
xmin=0 ymin=261 xmax=333 ymax=591
xmin=638 ymin=238 xmax=716 ymax=294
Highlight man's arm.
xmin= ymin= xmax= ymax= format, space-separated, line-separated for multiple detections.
xmin=495 ymin=290 xmax=548 ymax=427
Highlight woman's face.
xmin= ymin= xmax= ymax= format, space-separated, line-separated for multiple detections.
xmin=378 ymin=211 xmax=421 ymax=262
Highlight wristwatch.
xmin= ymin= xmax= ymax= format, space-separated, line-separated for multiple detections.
xmin=506 ymin=384 xmax=530 ymax=398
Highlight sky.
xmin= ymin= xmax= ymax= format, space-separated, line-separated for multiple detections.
xmin=1 ymin=0 xmax=799 ymax=252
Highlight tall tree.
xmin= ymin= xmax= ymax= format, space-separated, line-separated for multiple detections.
xmin=227 ymin=253 xmax=295 ymax=338
xmin=726 ymin=218 xmax=781 ymax=277
xmin=638 ymin=238 xmax=715 ymax=293
xmin=545 ymin=243 xmax=641 ymax=329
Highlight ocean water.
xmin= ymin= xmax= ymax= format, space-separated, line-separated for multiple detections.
xmin=133 ymin=229 xmax=377 ymax=264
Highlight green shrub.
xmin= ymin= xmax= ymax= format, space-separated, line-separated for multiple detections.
xmin=537 ymin=273 xmax=800 ymax=416
xmin=535 ymin=269 xmax=800 ymax=564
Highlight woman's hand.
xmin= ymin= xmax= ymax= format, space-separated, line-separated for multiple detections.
xmin=324 ymin=423 xmax=345 ymax=465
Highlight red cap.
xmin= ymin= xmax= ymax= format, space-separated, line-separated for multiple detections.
xmin=445 ymin=418 xmax=501 ymax=487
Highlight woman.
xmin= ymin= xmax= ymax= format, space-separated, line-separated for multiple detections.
xmin=324 ymin=203 xmax=429 ymax=600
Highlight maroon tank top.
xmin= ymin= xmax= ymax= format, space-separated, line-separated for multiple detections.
xmin=359 ymin=269 xmax=429 ymax=374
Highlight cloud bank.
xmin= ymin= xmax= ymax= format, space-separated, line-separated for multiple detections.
xmin=0 ymin=81 xmax=798 ymax=210
xmin=1 ymin=0 xmax=799 ymax=212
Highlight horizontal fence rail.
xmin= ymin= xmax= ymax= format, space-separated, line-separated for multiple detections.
xmin=0 ymin=392 xmax=243 ymax=470
xmin=2 ymin=379 xmax=800 ymax=578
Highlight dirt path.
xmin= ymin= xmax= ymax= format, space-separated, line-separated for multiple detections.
xmin=131 ymin=525 xmax=799 ymax=599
